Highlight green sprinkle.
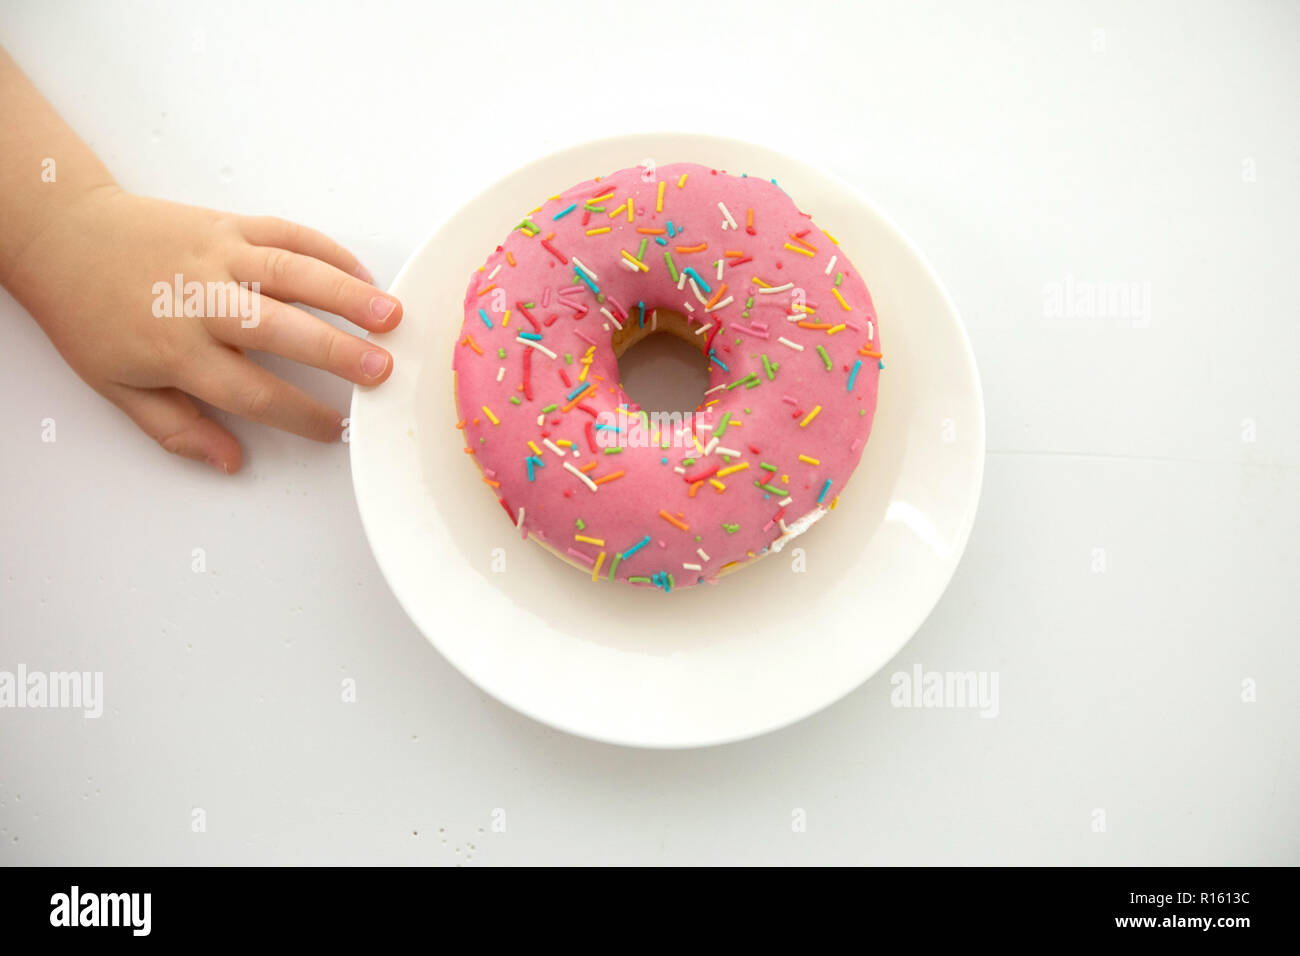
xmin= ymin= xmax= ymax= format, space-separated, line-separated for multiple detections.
xmin=714 ymin=411 xmax=733 ymax=437
xmin=576 ymin=518 xmax=586 ymax=530
xmin=603 ymin=447 xmax=623 ymax=454
xmin=835 ymin=272 xmax=843 ymax=286
xmin=683 ymin=457 xmax=696 ymax=466
xmin=541 ymin=403 xmax=558 ymax=413
xmin=637 ymin=238 xmax=648 ymax=261
xmin=628 ymin=576 xmax=651 ymax=584
xmin=584 ymin=203 xmax=606 ymax=212
xmin=760 ymin=462 xmax=778 ymax=471
xmin=745 ymin=297 xmax=754 ymax=308
xmin=817 ymin=345 xmax=832 ymax=370
xmin=522 ymin=301 xmax=535 ymax=309
xmin=722 ymin=523 xmax=740 ymax=534
xmin=755 ymin=480 xmax=785 ymax=495
xmin=608 ymin=554 xmax=622 ymax=580
xmin=564 ymin=352 xmax=572 ymax=364
xmin=761 ymin=354 xmax=777 ymax=380
xmin=727 ymin=373 xmax=759 ymax=390
xmin=497 ymin=347 xmax=506 ymax=359
xmin=509 ymin=396 xmax=521 ymax=405
xmin=520 ymin=219 xmax=539 ymax=232
xmin=664 ymin=251 xmax=679 ymax=281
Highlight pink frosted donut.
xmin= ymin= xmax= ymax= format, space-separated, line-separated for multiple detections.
xmin=453 ymin=162 xmax=883 ymax=591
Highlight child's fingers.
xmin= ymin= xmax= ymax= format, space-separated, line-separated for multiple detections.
xmin=212 ymin=295 xmax=393 ymax=385
xmin=234 ymin=245 xmax=402 ymax=334
xmin=238 ymin=216 xmax=373 ymax=283
xmin=178 ymin=346 xmax=343 ymax=442
xmin=105 ymin=383 xmax=243 ymax=474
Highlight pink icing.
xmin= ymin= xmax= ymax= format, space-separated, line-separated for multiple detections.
xmin=453 ymin=162 xmax=881 ymax=591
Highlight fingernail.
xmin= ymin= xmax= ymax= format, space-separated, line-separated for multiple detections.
xmin=369 ymin=296 xmax=397 ymax=324
xmin=361 ymin=349 xmax=389 ymax=378
xmin=355 ymin=263 xmax=376 ymax=284
xmin=206 ymin=456 xmax=229 ymax=474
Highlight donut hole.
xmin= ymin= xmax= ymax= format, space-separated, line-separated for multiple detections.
xmin=614 ymin=309 xmax=710 ymax=414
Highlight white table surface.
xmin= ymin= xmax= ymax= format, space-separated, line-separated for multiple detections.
xmin=1 ymin=0 xmax=1295 ymax=865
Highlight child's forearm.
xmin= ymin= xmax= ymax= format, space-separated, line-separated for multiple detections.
xmin=0 ymin=48 xmax=118 ymax=286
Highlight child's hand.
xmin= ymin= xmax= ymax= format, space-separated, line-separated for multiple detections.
xmin=9 ymin=185 xmax=401 ymax=474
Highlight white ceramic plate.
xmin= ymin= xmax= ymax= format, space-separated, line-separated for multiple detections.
xmin=350 ymin=134 xmax=984 ymax=749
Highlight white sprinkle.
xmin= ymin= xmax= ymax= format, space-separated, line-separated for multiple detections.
xmin=621 ymin=258 xmax=640 ymax=272
xmin=496 ymin=366 xmax=505 ymax=382
xmin=824 ymin=254 xmax=837 ymax=276
xmin=696 ymin=547 xmax=710 ymax=562
xmin=673 ymin=466 xmax=687 ymax=475
xmin=715 ymin=259 xmax=724 ymax=281
xmin=786 ymin=313 xmax=804 ymax=322
xmin=705 ymin=295 xmax=734 ymax=313
xmin=676 ymin=271 xmax=687 ymax=290
xmin=758 ymin=282 xmax=794 ymax=295
xmin=694 ymin=322 xmax=712 ymax=335
xmin=718 ymin=201 xmax=738 ymax=229
xmin=517 ymin=337 xmax=558 ymax=359
xmin=683 ymin=300 xmax=695 ymax=313
xmin=777 ymin=336 xmax=804 ymax=351
xmin=601 ymin=307 xmax=623 ymax=330
xmin=689 ymin=278 xmax=708 ymax=305
xmin=572 ymin=257 xmax=598 ymax=280
xmin=564 ymin=461 xmax=599 ymax=491
xmin=716 ymin=446 xmax=741 ymax=457
xmin=868 ymin=320 xmax=875 ymax=341
xmin=779 ymin=519 xmax=789 ymax=533
xmin=703 ymin=437 xmax=719 ymax=456
xmin=704 ymin=382 xmax=727 ymax=395
xmin=536 ymin=414 xmax=545 ymax=426
xmin=682 ymin=563 xmax=702 ymax=571
xmin=516 ymin=506 xmax=525 ymax=529
xmin=543 ymin=438 xmax=566 ymax=457
xmin=778 ymin=497 xmax=793 ymax=507
xmin=488 ymin=264 xmax=502 ymax=281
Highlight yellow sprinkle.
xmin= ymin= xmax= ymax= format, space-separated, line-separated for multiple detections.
xmin=708 ymin=478 xmax=726 ymax=491
xmin=586 ymin=226 xmax=612 ymax=236
xmin=620 ymin=249 xmax=649 ymax=272
xmin=703 ymin=399 xmax=719 ymax=408
xmin=592 ymin=551 xmax=605 ymax=581
xmin=717 ymin=462 xmax=750 ymax=477
xmin=783 ymin=243 xmax=815 ymax=258
xmin=575 ymin=534 xmax=605 ymax=546
xmin=799 ymin=405 xmax=822 ymax=427
xmin=657 ymin=180 xmax=665 ymax=212
xmin=823 ymin=229 xmax=839 ymax=245
xmin=528 ymin=441 xmax=542 ymax=455
xmin=589 ymin=191 xmax=614 ymax=203
xmin=782 ymin=474 xmax=789 ymax=484
xmin=752 ymin=277 xmax=772 ymax=288
xmin=827 ymin=323 xmax=846 ymax=335
xmin=557 ymin=439 xmax=573 ymax=447
xmin=831 ymin=288 xmax=852 ymax=311
xmin=529 ymin=205 xmax=542 ymax=215
xmin=678 ymin=173 xmax=688 ymax=188
xmin=830 ymin=496 xmax=839 ymax=509
xmin=482 ymin=405 xmax=500 ymax=426
xmin=798 ymin=455 xmax=821 ymax=465
xmin=627 ymin=199 xmax=634 ymax=222
xmin=502 ymin=310 xmax=510 ymax=326
xmin=609 ymin=202 xmax=628 ymax=218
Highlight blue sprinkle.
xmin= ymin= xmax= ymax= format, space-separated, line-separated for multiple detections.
xmin=660 ymin=457 xmax=668 ymax=465
xmin=552 ymin=203 xmax=577 ymax=220
xmin=818 ymin=479 xmax=833 ymax=504
xmin=518 ymin=331 xmax=543 ymax=341
xmin=565 ymin=382 xmax=588 ymax=401
xmin=621 ymin=535 xmax=651 ymax=560
xmin=666 ymin=220 xmax=676 ymax=237
xmin=478 ymin=308 xmax=492 ymax=329
xmin=654 ymin=236 xmax=667 ymax=246
xmin=847 ymin=359 xmax=862 ymax=391
xmin=593 ymin=422 xmax=622 ymax=432
xmin=683 ymin=267 xmax=711 ymax=294
xmin=526 ymin=457 xmax=536 ymax=481
xmin=638 ymin=301 xmax=646 ymax=328
xmin=574 ymin=267 xmax=599 ymax=295
xmin=709 ymin=350 xmax=729 ymax=372
xmin=878 ymin=360 xmax=885 ymax=370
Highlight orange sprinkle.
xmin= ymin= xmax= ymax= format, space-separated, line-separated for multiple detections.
xmin=675 ymin=242 xmax=708 ymax=254
xmin=704 ymin=282 xmax=728 ymax=310
xmin=482 ymin=476 xmax=501 ymax=488
xmin=798 ymin=321 xmax=833 ymax=330
xmin=593 ymin=470 xmax=625 ymax=485
xmin=636 ymin=227 xmax=666 ymax=234
xmin=476 ymin=283 xmax=497 ymax=296
xmin=724 ymin=249 xmax=745 ymax=257
xmin=788 ymin=233 xmax=818 ymax=252
xmin=859 ymin=347 xmax=883 ymax=358
xmin=505 ymin=251 xmax=516 ymax=266
xmin=688 ymin=480 xmax=704 ymax=498
xmin=579 ymin=460 xmax=598 ymax=473
xmin=659 ymin=509 xmax=690 ymax=532
xmin=460 ymin=335 xmax=483 ymax=355
xmin=562 ymin=383 xmax=595 ymax=411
